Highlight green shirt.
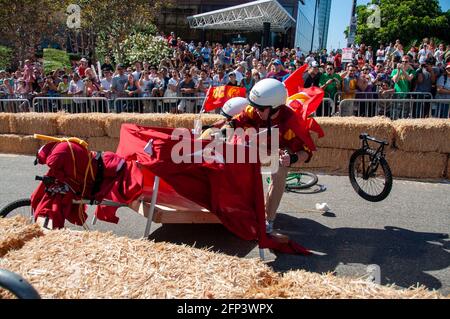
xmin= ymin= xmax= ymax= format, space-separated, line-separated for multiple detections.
xmin=319 ymin=73 xmax=342 ymax=99
xmin=390 ymin=69 xmax=416 ymax=93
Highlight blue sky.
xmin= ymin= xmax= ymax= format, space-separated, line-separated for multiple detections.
xmin=327 ymin=0 xmax=450 ymax=50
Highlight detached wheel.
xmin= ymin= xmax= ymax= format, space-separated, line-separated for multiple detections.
xmin=285 ymin=172 xmax=319 ymax=190
xmin=349 ymin=149 xmax=393 ymax=202
xmin=0 ymin=199 xmax=32 ymax=220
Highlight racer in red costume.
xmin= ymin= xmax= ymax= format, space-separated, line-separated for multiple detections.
xmin=31 ymin=137 xmax=138 ymax=229
xmin=227 ymin=78 xmax=312 ymax=234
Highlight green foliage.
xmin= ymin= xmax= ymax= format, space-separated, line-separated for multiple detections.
xmin=43 ymin=48 xmax=71 ymax=74
xmin=354 ymin=0 xmax=450 ymax=48
xmin=0 ymin=46 xmax=13 ymax=70
xmin=120 ymin=33 xmax=172 ymax=66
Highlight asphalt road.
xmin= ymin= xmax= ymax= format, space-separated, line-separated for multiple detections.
xmin=1 ymin=154 xmax=449 ymax=295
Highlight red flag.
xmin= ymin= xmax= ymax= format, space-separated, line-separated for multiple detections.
xmin=203 ymin=85 xmax=247 ymax=112
xmin=283 ymin=63 xmax=308 ymax=96
xmin=286 ymin=87 xmax=325 ymax=151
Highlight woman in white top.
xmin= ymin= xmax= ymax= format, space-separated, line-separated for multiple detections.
xmin=165 ymin=69 xmax=180 ymax=113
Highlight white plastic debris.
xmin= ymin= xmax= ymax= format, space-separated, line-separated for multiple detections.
xmin=315 ymin=203 xmax=330 ymax=212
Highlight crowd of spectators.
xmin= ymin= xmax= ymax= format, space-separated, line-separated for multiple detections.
xmin=1 ymin=33 xmax=449 ymax=117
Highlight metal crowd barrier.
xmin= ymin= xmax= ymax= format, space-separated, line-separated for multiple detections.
xmin=338 ymin=99 xmax=450 ymax=119
xmin=32 ymin=97 xmax=110 ymax=113
xmin=315 ymin=98 xmax=336 ymax=117
xmin=0 ymin=98 xmax=31 ymax=113
xmin=113 ymin=97 xmax=206 ymax=113
xmin=333 ymin=91 xmax=434 ymax=105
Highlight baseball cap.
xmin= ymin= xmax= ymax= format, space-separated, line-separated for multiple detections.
xmin=80 ymin=58 xmax=88 ymax=63
xmin=311 ymin=61 xmax=319 ymax=68
xmin=273 ymin=59 xmax=282 ymax=66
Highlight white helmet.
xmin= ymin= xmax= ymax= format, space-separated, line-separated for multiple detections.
xmin=221 ymin=97 xmax=249 ymax=118
xmin=248 ymin=78 xmax=287 ymax=109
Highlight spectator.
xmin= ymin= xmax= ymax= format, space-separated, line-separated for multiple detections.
xmin=132 ymin=62 xmax=143 ymax=81
xmin=164 ymin=69 xmax=180 ymax=113
xmin=319 ymin=63 xmax=342 ymax=100
xmin=212 ymin=67 xmax=228 ymax=86
xmin=77 ymin=58 xmax=89 ymax=78
xmin=100 ymin=70 xmax=113 ymax=98
xmin=303 ymin=61 xmax=321 ymax=88
xmin=139 ymin=70 xmax=154 ymax=97
xmin=101 ymin=56 xmax=114 ymax=73
xmin=342 ymin=64 xmax=358 ymax=99
xmin=226 ymin=72 xmax=239 ymax=87
xmin=84 ymin=78 xmax=99 ymax=97
xmin=196 ymin=69 xmax=212 ymax=99
xmin=178 ymin=71 xmax=196 ymax=113
xmin=391 ymin=55 xmax=415 ymax=96
xmin=57 ymin=75 xmax=69 ymax=96
xmin=266 ymin=59 xmax=288 ymax=82
xmin=233 ymin=61 xmax=247 ymax=85
xmin=435 ymin=62 xmax=450 ymax=118
xmin=201 ymin=42 xmax=212 ymax=65
xmin=418 ymin=44 xmax=433 ymax=65
xmin=341 ymin=64 xmax=359 ymax=115
xmin=124 ymin=74 xmax=141 ymax=97
xmin=223 ymin=43 xmax=233 ymax=66
xmin=376 ymin=44 xmax=386 ymax=64
xmin=305 ymin=52 xmax=316 ymax=66
xmin=320 ymin=49 xmax=328 ymax=66
xmin=111 ymin=64 xmax=128 ymax=97
xmin=241 ymin=69 xmax=256 ymax=97
xmin=435 ymin=43 xmax=446 ymax=66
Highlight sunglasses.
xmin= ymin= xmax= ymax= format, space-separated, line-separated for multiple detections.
xmin=326 ymin=68 xmax=333 ymax=71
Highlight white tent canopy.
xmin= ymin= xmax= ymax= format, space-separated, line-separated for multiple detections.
xmin=187 ymin=0 xmax=296 ymax=33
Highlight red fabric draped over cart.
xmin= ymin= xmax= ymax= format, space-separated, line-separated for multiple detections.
xmin=111 ymin=124 xmax=310 ymax=255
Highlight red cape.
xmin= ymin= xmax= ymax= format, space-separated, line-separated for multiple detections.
xmin=114 ymin=124 xmax=311 ymax=255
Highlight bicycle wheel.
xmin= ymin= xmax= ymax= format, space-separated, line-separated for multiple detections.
xmin=285 ymin=172 xmax=319 ymax=190
xmin=349 ymin=149 xmax=393 ymax=202
xmin=0 ymin=269 xmax=40 ymax=299
xmin=0 ymin=199 xmax=32 ymax=220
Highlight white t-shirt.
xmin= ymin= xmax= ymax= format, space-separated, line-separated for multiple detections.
xmin=69 ymin=80 xmax=84 ymax=94
xmin=100 ymin=78 xmax=112 ymax=91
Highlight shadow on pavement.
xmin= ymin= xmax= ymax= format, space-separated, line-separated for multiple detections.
xmin=148 ymin=224 xmax=257 ymax=258
xmin=269 ymin=214 xmax=450 ymax=290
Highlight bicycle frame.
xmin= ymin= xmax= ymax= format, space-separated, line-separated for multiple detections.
xmin=360 ymin=134 xmax=388 ymax=180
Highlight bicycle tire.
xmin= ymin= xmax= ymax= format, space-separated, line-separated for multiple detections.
xmin=349 ymin=148 xmax=393 ymax=202
xmin=0 ymin=269 xmax=40 ymax=299
xmin=285 ymin=172 xmax=319 ymax=190
xmin=0 ymin=199 xmax=32 ymax=218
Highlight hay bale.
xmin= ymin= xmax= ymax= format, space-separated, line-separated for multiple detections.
xmin=393 ymin=119 xmax=450 ymax=153
xmin=294 ymin=148 xmax=354 ymax=174
xmin=0 ymin=216 xmax=43 ymax=258
xmin=0 ymin=228 xmax=442 ymax=299
xmin=0 ymin=135 xmax=40 ymax=155
xmin=87 ymin=137 xmax=119 ymax=152
xmin=9 ymin=113 xmax=59 ymax=136
xmin=387 ymin=150 xmax=447 ymax=179
xmin=104 ymin=114 xmax=145 ymax=138
xmin=314 ymin=117 xmax=394 ymax=150
xmin=57 ymin=114 xmax=109 ymax=137
xmin=0 ymin=113 xmax=12 ymax=134
xmin=105 ymin=114 xmax=224 ymax=138
xmin=242 ymin=270 xmax=442 ymax=299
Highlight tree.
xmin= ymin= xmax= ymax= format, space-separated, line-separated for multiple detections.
xmin=66 ymin=0 xmax=169 ymax=62
xmin=353 ymin=0 xmax=450 ymax=48
xmin=0 ymin=0 xmax=66 ymax=66
xmin=121 ymin=33 xmax=172 ymax=66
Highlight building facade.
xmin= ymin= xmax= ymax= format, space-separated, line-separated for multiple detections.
xmin=155 ymin=0 xmax=330 ymax=51
xmin=318 ymin=0 xmax=332 ymax=50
